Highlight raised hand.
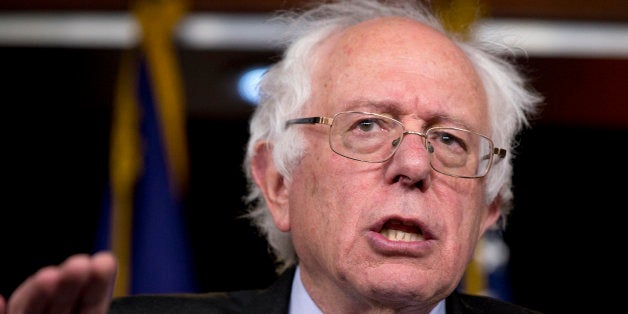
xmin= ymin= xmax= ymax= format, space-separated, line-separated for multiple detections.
xmin=0 ymin=251 xmax=116 ymax=314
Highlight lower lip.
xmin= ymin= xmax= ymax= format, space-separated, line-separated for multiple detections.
xmin=367 ymin=230 xmax=433 ymax=256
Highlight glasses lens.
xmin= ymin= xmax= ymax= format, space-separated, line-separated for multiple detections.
xmin=426 ymin=128 xmax=493 ymax=177
xmin=330 ymin=112 xmax=402 ymax=162
xmin=327 ymin=113 xmax=495 ymax=178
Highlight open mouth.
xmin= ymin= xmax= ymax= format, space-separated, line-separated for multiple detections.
xmin=379 ymin=219 xmax=424 ymax=242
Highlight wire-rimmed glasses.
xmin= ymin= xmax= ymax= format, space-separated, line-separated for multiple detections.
xmin=285 ymin=111 xmax=506 ymax=178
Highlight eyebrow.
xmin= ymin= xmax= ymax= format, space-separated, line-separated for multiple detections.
xmin=343 ymin=100 xmax=473 ymax=130
xmin=342 ymin=100 xmax=405 ymax=117
xmin=424 ymin=114 xmax=472 ymax=130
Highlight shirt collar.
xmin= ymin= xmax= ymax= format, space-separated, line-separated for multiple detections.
xmin=289 ymin=265 xmax=323 ymax=314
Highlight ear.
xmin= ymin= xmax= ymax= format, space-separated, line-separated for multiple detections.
xmin=250 ymin=141 xmax=291 ymax=232
xmin=481 ymin=195 xmax=502 ymax=232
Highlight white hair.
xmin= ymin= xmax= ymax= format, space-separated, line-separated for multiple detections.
xmin=243 ymin=0 xmax=542 ymax=273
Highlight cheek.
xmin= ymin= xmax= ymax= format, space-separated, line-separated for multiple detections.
xmin=451 ymin=185 xmax=489 ymax=256
xmin=291 ymin=153 xmax=363 ymax=224
xmin=288 ymin=152 xmax=369 ymax=255
xmin=432 ymin=178 xmax=487 ymax=240
xmin=426 ymin=182 xmax=487 ymax=279
xmin=439 ymin=178 xmax=485 ymax=219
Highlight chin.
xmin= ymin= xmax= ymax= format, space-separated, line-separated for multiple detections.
xmin=349 ymin=262 xmax=451 ymax=302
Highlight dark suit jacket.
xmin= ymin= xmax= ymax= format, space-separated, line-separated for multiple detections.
xmin=109 ymin=266 xmax=541 ymax=313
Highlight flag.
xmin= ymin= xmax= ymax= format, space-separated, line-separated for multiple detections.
xmin=433 ymin=0 xmax=485 ymax=38
xmin=96 ymin=0 xmax=196 ymax=296
xmin=459 ymin=229 xmax=513 ymax=301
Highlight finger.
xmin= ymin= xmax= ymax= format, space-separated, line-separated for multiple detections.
xmin=46 ymin=254 xmax=92 ymax=314
xmin=0 ymin=294 xmax=6 ymax=314
xmin=77 ymin=252 xmax=117 ymax=314
xmin=7 ymin=265 xmax=62 ymax=314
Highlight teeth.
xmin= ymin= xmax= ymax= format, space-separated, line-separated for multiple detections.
xmin=380 ymin=228 xmax=424 ymax=242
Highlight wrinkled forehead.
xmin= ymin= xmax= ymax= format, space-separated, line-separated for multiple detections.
xmin=307 ymin=17 xmax=489 ymax=131
xmin=314 ymin=16 xmax=474 ymax=75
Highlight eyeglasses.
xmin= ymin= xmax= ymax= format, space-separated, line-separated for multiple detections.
xmin=285 ymin=111 xmax=506 ymax=178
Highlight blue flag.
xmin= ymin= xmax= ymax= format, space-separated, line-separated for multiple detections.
xmin=96 ymin=0 xmax=196 ymax=296
xmin=459 ymin=229 xmax=512 ymax=301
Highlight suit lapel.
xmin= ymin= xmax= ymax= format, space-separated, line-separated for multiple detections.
xmin=242 ymin=266 xmax=296 ymax=314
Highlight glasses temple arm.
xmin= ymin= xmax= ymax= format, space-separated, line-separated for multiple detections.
xmin=494 ymin=147 xmax=507 ymax=159
xmin=285 ymin=117 xmax=332 ymax=129
xmin=480 ymin=147 xmax=507 ymax=162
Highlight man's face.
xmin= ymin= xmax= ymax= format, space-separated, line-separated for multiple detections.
xmin=281 ymin=17 xmax=500 ymax=309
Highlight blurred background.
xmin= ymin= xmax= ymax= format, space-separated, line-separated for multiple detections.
xmin=1 ymin=0 xmax=626 ymax=313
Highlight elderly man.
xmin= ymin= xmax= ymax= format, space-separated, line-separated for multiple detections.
xmin=0 ymin=0 xmax=542 ymax=313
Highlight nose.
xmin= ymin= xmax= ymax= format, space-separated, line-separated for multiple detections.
xmin=384 ymin=130 xmax=432 ymax=188
xmin=397 ymin=131 xmax=433 ymax=160
xmin=402 ymin=131 xmax=432 ymax=152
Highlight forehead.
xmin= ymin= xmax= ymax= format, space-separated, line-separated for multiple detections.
xmin=309 ymin=17 xmax=488 ymax=130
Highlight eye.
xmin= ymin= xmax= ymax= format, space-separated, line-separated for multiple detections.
xmin=355 ymin=118 xmax=381 ymax=133
xmin=431 ymin=130 xmax=468 ymax=151
xmin=439 ymin=132 xmax=456 ymax=145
